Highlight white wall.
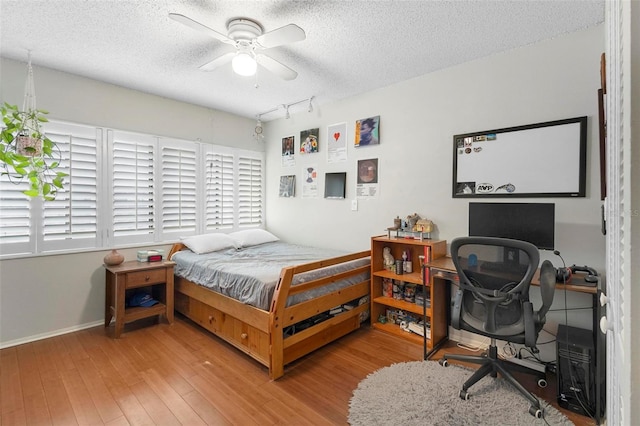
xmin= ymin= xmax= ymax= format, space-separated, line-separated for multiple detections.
xmin=264 ymin=25 xmax=605 ymax=357
xmin=0 ymin=58 xmax=258 ymax=347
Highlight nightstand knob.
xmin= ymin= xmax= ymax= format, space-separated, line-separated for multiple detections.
xmin=208 ymin=315 xmax=213 ymax=323
xmin=241 ymin=333 xmax=248 ymax=340
xmin=145 ymin=275 xmax=150 ymax=281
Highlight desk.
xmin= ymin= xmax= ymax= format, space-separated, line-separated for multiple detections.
xmin=426 ymin=257 xmax=605 ymax=424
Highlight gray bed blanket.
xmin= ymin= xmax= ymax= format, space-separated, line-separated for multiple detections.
xmin=172 ymin=241 xmax=370 ymax=311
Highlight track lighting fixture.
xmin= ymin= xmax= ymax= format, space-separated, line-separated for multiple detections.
xmin=256 ymin=96 xmax=315 ymax=120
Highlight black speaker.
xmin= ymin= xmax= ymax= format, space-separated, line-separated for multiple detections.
xmin=556 ymin=324 xmax=603 ymax=417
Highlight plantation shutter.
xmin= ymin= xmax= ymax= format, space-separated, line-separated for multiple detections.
xmin=40 ymin=122 xmax=100 ymax=251
xmin=204 ymin=150 xmax=234 ymax=231
xmin=110 ymin=130 xmax=156 ymax=245
xmin=0 ymin=171 xmax=32 ymax=255
xmin=160 ymin=140 xmax=197 ymax=238
xmin=237 ymin=155 xmax=263 ymax=227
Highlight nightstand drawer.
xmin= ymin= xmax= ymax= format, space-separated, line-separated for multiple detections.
xmin=126 ymin=268 xmax=167 ymax=288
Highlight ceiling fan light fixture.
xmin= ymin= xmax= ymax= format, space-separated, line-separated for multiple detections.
xmin=232 ymin=52 xmax=257 ymax=76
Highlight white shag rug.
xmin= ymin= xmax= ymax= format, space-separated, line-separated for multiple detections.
xmin=349 ymin=361 xmax=573 ymax=426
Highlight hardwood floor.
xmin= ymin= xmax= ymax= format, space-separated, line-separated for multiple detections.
xmin=1 ymin=316 xmax=597 ymax=425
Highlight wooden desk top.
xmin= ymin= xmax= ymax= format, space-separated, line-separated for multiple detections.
xmin=426 ymin=256 xmax=597 ymax=294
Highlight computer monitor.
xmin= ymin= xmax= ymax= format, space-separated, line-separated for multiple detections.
xmin=324 ymin=172 xmax=346 ymax=199
xmin=468 ymin=202 xmax=555 ymax=250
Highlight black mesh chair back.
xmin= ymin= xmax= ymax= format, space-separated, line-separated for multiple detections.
xmin=451 ymin=236 xmax=539 ymax=345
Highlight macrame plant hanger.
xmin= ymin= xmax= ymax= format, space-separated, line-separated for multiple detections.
xmin=17 ymin=51 xmax=42 ymax=156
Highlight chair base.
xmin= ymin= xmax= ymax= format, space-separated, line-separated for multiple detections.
xmin=440 ymin=343 xmax=544 ymax=418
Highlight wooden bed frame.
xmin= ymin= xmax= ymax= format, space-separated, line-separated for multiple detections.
xmin=167 ymin=243 xmax=371 ymax=379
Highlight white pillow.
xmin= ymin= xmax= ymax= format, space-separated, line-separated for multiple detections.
xmin=229 ymin=229 xmax=279 ymax=248
xmin=181 ymin=233 xmax=238 ymax=254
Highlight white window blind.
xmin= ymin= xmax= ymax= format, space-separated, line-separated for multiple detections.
xmin=40 ymin=122 xmax=100 ymax=252
xmin=160 ymin=140 xmax=197 ymax=238
xmin=0 ymin=170 xmax=32 ymax=255
xmin=204 ymin=150 xmax=235 ymax=231
xmin=110 ymin=130 xmax=156 ymax=245
xmin=237 ymin=155 xmax=263 ymax=227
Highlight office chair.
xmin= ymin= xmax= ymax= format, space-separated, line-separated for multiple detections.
xmin=439 ymin=236 xmax=556 ymax=418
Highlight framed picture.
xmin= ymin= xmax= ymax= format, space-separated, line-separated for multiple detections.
xmin=282 ymin=136 xmax=295 ymax=156
xmin=279 ymin=175 xmax=296 ymax=197
xmin=354 ymin=115 xmax=380 ymax=147
xmin=300 ymin=128 xmax=319 ymax=154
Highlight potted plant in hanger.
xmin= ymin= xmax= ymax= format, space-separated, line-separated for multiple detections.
xmin=0 ymin=102 xmax=67 ymax=200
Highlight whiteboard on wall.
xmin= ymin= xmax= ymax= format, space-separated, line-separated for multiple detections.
xmin=452 ymin=117 xmax=587 ymax=198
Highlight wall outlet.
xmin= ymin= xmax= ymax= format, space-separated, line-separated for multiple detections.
xmin=351 ymin=199 xmax=358 ymax=211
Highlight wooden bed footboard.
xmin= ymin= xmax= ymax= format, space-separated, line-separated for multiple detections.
xmin=169 ymin=243 xmax=371 ymax=379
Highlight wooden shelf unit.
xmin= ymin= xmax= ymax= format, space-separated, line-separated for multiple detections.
xmin=370 ymin=236 xmax=447 ymax=356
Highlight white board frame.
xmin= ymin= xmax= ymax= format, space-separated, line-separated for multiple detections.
xmin=452 ymin=117 xmax=587 ymax=198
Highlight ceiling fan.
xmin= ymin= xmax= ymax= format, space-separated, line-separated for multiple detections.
xmin=169 ymin=13 xmax=305 ymax=80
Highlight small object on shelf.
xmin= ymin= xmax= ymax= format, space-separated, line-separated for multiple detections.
xmin=382 ymin=278 xmax=393 ymax=297
xmin=395 ymin=260 xmax=404 ymax=275
xmin=137 ymin=249 xmax=165 ymax=262
xmin=404 ymin=284 xmax=416 ymax=303
xmin=104 ymin=249 xmax=124 ymax=266
xmin=392 ymin=281 xmax=404 ymax=300
xmin=383 ymin=246 xmax=395 ymax=271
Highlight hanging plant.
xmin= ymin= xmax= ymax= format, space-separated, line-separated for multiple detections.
xmin=0 ymin=102 xmax=67 ymax=200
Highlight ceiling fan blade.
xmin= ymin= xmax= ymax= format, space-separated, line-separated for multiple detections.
xmin=256 ymin=54 xmax=298 ymax=80
xmin=256 ymin=24 xmax=306 ymax=49
xmin=199 ymin=52 xmax=235 ymax=71
xmin=169 ymin=13 xmax=234 ymax=45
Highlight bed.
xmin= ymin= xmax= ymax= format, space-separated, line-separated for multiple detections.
xmin=167 ymin=230 xmax=371 ymax=380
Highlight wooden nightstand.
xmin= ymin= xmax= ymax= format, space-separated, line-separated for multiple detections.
xmin=104 ymin=260 xmax=175 ymax=338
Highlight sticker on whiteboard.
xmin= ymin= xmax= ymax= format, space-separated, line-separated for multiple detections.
xmin=464 ymin=137 xmax=473 ymax=147
xmin=456 ymin=138 xmax=464 ymax=148
xmin=475 ymin=135 xmax=487 ymax=142
xmin=473 ymin=147 xmax=482 ymax=152
xmin=464 ymin=147 xmax=472 ymax=154
xmin=476 ymin=183 xmax=494 ymax=193
xmin=456 ymin=182 xmax=475 ymax=195
xmin=487 ymin=133 xmax=497 ymax=140
xmin=496 ymin=183 xmax=516 ymax=193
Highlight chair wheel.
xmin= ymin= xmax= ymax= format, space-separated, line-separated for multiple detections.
xmin=459 ymin=390 xmax=470 ymax=401
xmin=528 ymin=406 xmax=543 ymax=418
xmin=537 ymin=378 xmax=547 ymax=388
xmin=439 ymin=359 xmax=448 ymax=367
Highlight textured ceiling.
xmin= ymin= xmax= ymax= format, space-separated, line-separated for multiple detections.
xmin=0 ymin=1 xmax=604 ymax=121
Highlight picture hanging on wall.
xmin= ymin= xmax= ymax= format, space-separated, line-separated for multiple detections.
xmin=282 ymin=135 xmax=295 ymax=167
xmin=279 ymin=175 xmax=296 ymax=197
xmin=299 ymin=128 xmax=319 ymax=154
xmin=356 ymin=158 xmax=379 ymax=199
xmin=327 ymin=122 xmax=347 ymax=163
xmin=354 ymin=115 xmax=380 ymax=147
xmin=302 ymin=165 xmax=319 ymax=198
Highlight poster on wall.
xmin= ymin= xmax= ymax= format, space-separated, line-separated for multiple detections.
xmin=354 ymin=115 xmax=380 ymax=147
xmin=299 ymin=128 xmax=319 ymax=154
xmin=282 ymin=135 xmax=295 ymax=167
xmin=279 ymin=175 xmax=296 ymax=197
xmin=302 ymin=165 xmax=318 ymax=198
xmin=356 ymin=158 xmax=379 ymax=198
xmin=327 ymin=122 xmax=347 ymax=163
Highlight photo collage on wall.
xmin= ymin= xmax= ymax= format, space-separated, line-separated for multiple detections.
xmin=280 ymin=116 xmax=381 ymax=199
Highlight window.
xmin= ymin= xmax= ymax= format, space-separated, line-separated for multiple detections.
xmin=204 ymin=148 xmax=235 ymax=231
xmin=160 ymin=139 xmax=197 ymax=239
xmin=238 ymin=154 xmax=263 ymax=227
xmin=0 ymin=121 xmax=100 ymax=255
xmin=0 ymin=120 xmax=264 ymax=258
